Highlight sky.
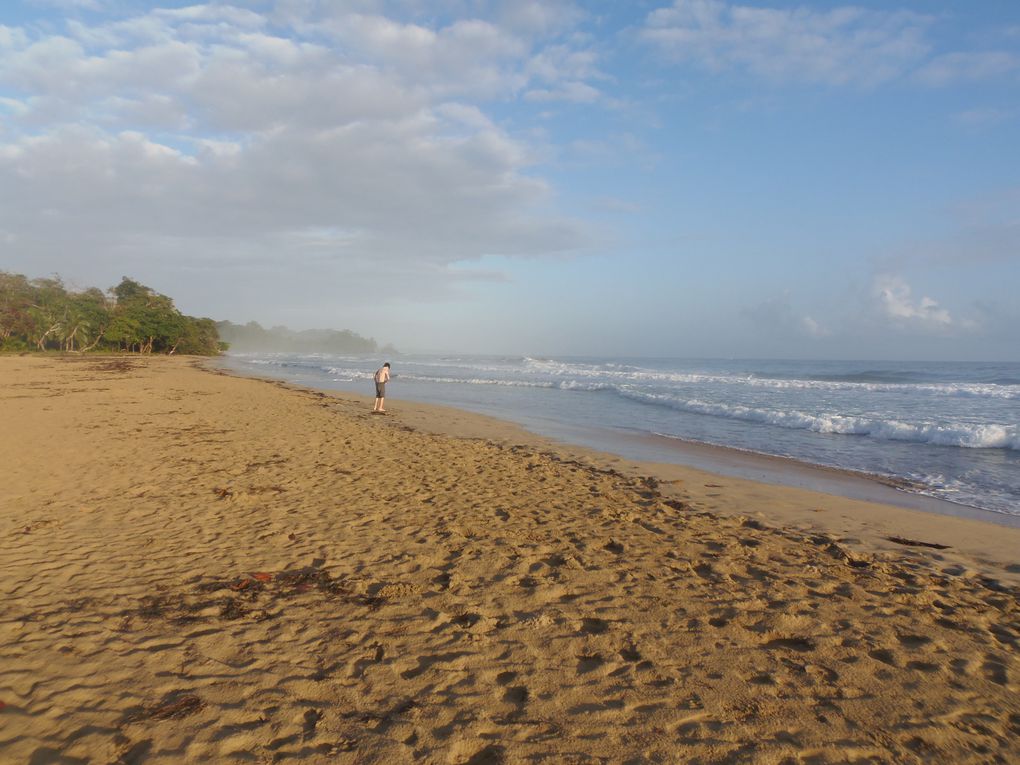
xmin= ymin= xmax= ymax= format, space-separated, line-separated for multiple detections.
xmin=1 ymin=0 xmax=1018 ymax=360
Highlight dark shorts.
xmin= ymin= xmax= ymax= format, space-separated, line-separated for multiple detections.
xmin=375 ymin=382 xmax=386 ymax=397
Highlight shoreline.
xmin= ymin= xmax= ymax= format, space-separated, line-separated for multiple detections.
xmin=205 ymin=357 xmax=1020 ymax=591
xmin=623 ymin=429 xmax=1019 ymax=526
xmin=4 ymin=354 xmax=1019 ymax=764
xmin=211 ymin=358 xmax=1020 ymax=580
xmin=214 ymin=354 xmax=1017 ymax=528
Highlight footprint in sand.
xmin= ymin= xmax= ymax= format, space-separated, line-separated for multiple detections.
xmin=869 ymin=648 xmax=899 ymax=667
xmin=495 ymin=670 xmax=516 ymax=685
xmin=619 ymin=645 xmax=642 ymax=662
xmin=896 ymin=633 xmax=932 ymax=650
xmin=1008 ymin=713 xmax=1020 ymax=736
xmin=982 ymin=656 xmax=1009 ymax=686
xmin=764 ymin=636 xmax=816 ymax=652
xmin=458 ymin=743 xmax=506 ymax=765
xmin=576 ymin=653 xmax=604 ymax=674
xmin=502 ymin=685 xmax=528 ymax=705
xmin=579 ymin=617 xmax=609 ymax=635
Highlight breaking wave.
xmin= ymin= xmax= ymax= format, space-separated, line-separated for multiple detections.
xmin=614 ymin=391 xmax=1020 ymax=450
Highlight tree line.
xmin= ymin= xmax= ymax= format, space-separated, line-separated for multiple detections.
xmin=0 ymin=272 xmax=223 ymax=355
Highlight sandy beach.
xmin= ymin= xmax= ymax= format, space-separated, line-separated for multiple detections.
xmin=1 ymin=354 xmax=1018 ymax=764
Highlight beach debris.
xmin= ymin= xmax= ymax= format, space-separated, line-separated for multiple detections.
xmin=886 ymin=536 xmax=951 ymax=550
xmin=137 ymin=566 xmax=386 ymax=625
xmin=220 ymin=597 xmax=249 ymax=619
xmin=248 ymin=484 xmax=286 ymax=494
xmin=820 ymin=541 xmax=871 ymax=569
xmin=0 ymin=700 xmax=6 ymax=712
xmin=662 ymin=498 xmax=690 ymax=512
xmin=212 ymin=487 xmax=232 ymax=499
xmin=83 ymin=359 xmax=137 ymax=374
xmin=229 ymin=578 xmax=257 ymax=592
xmin=136 ymin=592 xmax=194 ymax=621
xmin=125 ymin=693 xmax=204 ymax=723
xmin=19 ymin=518 xmax=61 ymax=536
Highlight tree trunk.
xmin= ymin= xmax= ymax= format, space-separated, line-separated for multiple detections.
xmin=81 ymin=327 xmax=106 ymax=353
xmin=36 ymin=322 xmax=60 ymax=350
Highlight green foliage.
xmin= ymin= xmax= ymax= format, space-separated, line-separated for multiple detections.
xmin=0 ymin=272 xmax=35 ymax=345
xmin=0 ymin=271 xmax=222 ymax=355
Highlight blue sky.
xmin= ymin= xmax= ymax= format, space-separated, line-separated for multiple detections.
xmin=1 ymin=1 xmax=1018 ymax=359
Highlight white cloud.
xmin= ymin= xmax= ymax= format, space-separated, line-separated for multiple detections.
xmin=800 ymin=315 xmax=830 ymax=338
xmin=152 ymin=5 xmax=267 ymax=29
xmin=0 ymin=25 xmax=29 ymax=49
xmin=915 ymin=51 xmax=1020 ymax=87
xmin=0 ymin=112 xmax=588 ymax=320
xmin=873 ymin=275 xmax=957 ymax=331
xmin=0 ymin=3 xmax=602 ymax=313
xmin=303 ymin=13 xmax=529 ymax=100
xmin=496 ymin=1 xmax=585 ymax=38
xmin=523 ymin=42 xmax=605 ymax=102
xmin=641 ymin=0 xmax=931 ymax=86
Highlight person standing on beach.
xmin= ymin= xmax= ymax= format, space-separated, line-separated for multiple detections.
xmin=373 ymin=363 xmax=391 ymax=413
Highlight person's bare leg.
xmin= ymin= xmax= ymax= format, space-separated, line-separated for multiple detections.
xmin=378 ymin=397 xmax=385 ymax=412
xmin=373 ymin=397 xmax=381 ymax=411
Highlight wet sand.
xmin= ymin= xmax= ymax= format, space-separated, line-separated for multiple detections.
xmin=1 ymin=354 xmax=1018 ymax=764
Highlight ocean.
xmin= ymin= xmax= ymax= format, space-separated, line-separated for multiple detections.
xmin=220 ymin=353 xmax=1020 ymax=519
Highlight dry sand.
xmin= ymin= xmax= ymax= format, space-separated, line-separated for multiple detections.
xmin=1 ymin=354 xmax=1018 ymax=764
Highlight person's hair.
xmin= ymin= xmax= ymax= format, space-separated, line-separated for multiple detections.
xmin=383 ymin=362 xmax=390 ymax=367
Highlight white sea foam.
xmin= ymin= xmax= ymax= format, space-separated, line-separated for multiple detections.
xmin=514 ymin=358 xmax=1020 ymax=399
xmin=617 ymin=391 xmax=1020 ymax=450
xmin=396 ymin=373 xmax=558 ymax=388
